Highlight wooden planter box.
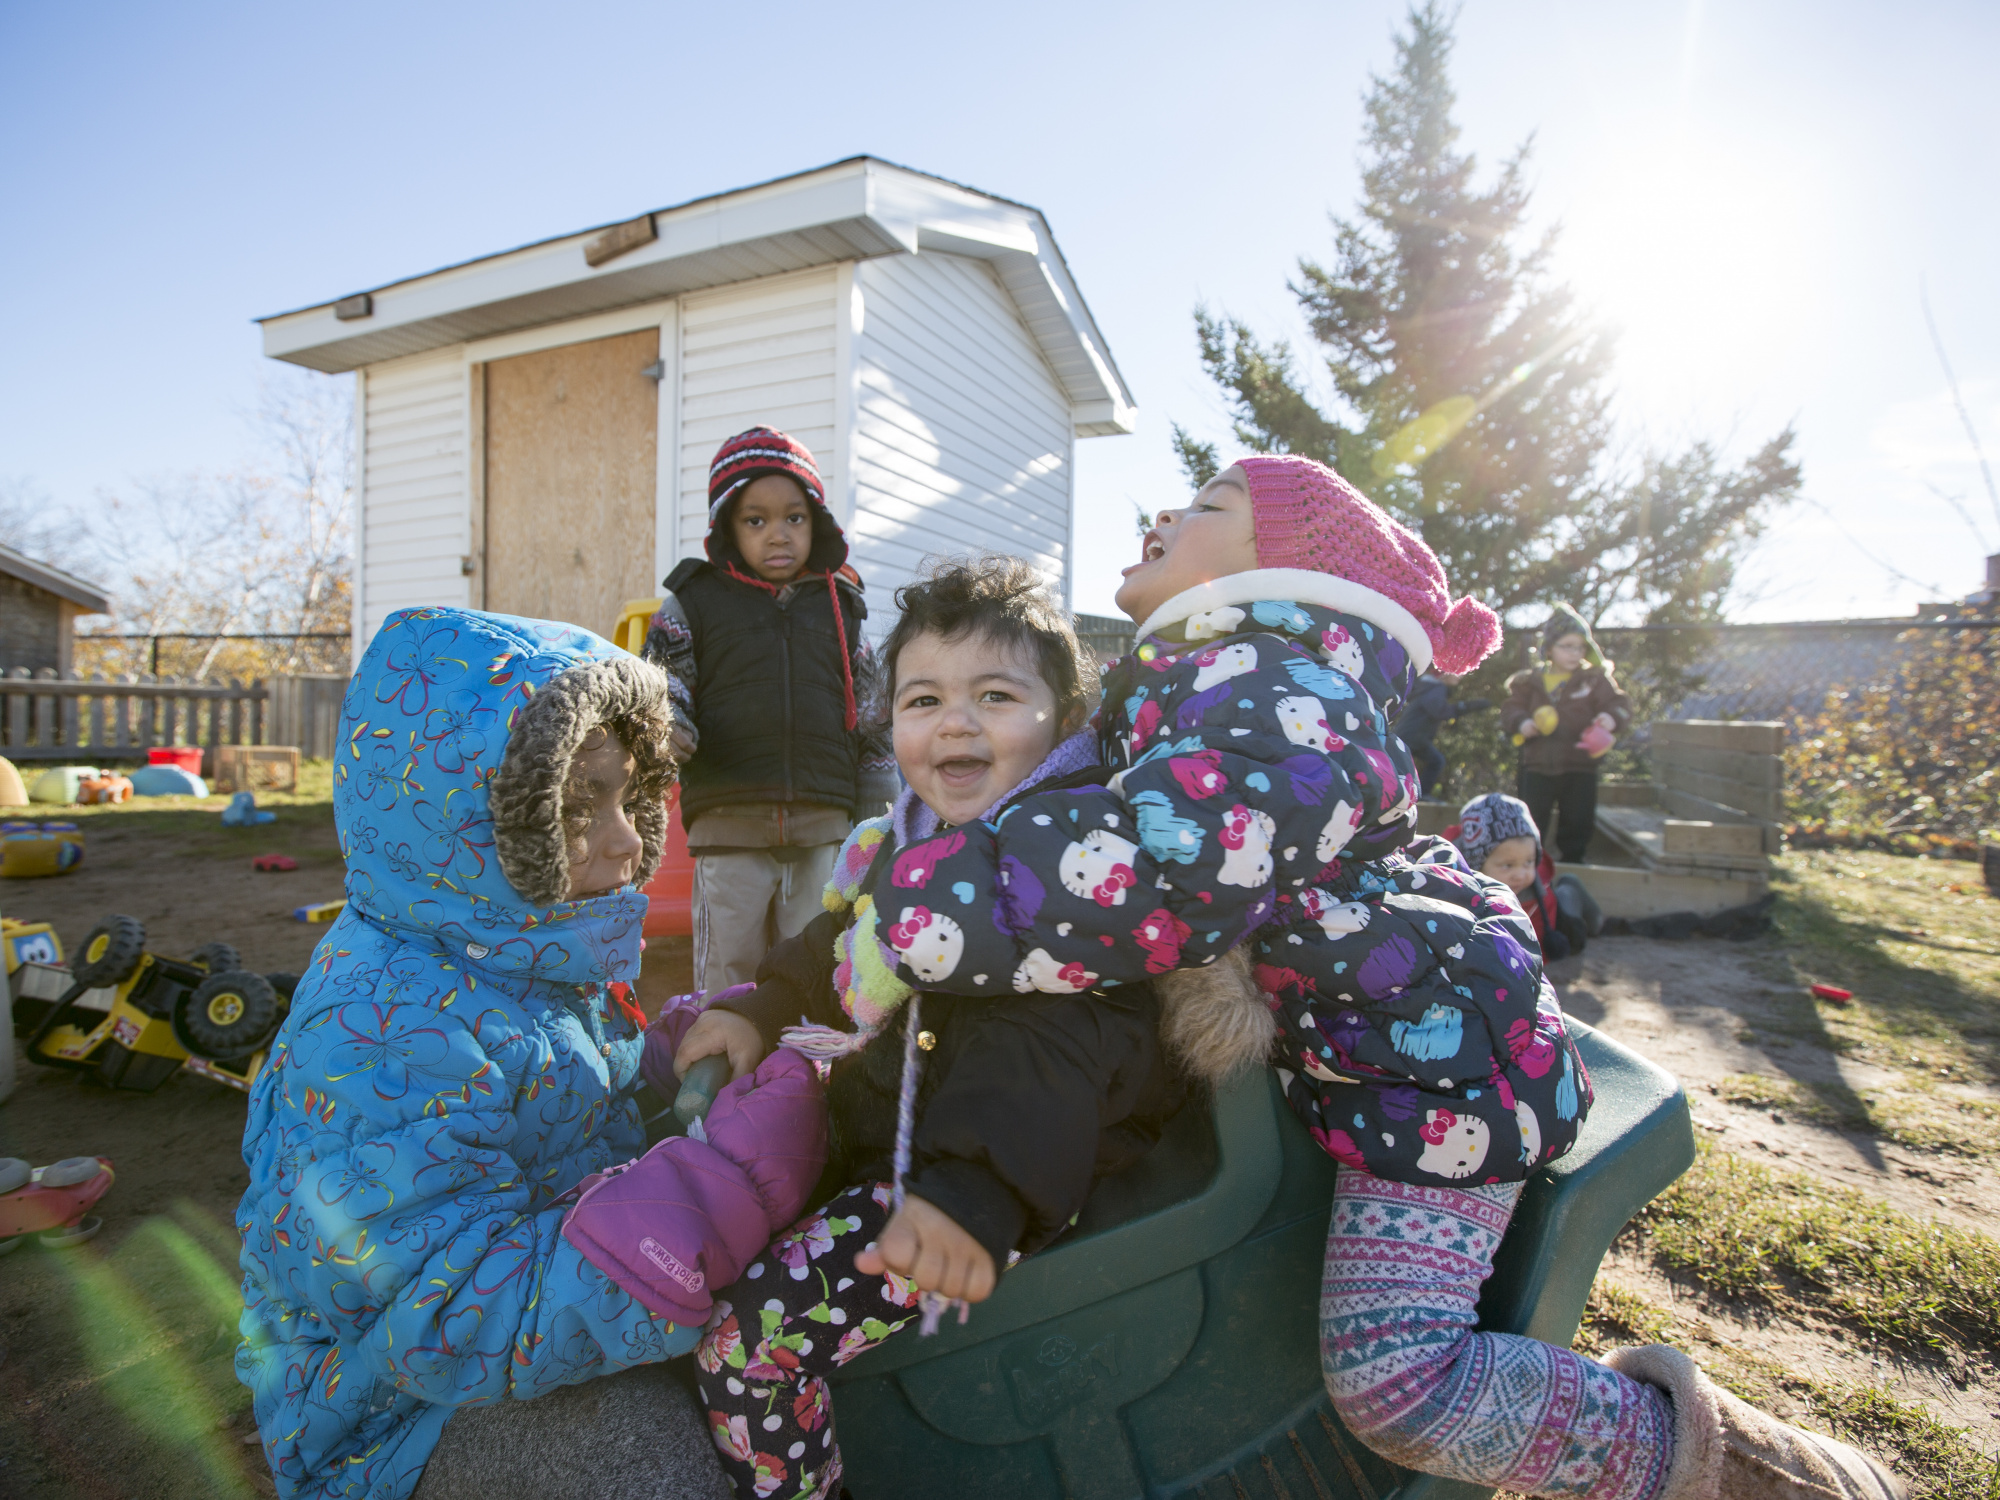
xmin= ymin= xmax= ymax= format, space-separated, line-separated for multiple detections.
xmin=210 ymin=744 xmax=300 ymax=793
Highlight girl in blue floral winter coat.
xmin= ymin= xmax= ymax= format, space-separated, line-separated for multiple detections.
xmin=882 ymin=457 xmax=1904 ymax=1500
xmin=234 ymin=608 xmax=826 ymax=1500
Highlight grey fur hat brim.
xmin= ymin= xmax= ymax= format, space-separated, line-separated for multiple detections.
xmin=488 ymin=653 xmax=674 ymax=908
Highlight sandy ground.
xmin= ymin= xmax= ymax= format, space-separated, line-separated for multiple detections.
xmin=2 ymin=805 xmax=346 ymax=975
xmin=1551 ymin=935 xmax=2000 ymax=1453
xmin=1551 ymin=938 xmax=2000 ymax=1233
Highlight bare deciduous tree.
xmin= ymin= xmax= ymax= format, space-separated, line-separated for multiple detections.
xmin=92 ymin=369 xmax=354 ymax=679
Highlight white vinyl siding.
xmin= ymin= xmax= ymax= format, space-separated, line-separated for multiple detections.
xmin=675 ymin=269 xmax=840 ymax=564
xmin=849 ymin=251 xmax=1073 ymax=612
xmin=360 ymin=348 xmax=469 ymax=638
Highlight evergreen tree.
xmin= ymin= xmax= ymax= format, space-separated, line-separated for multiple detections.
xmin=1177 ymin=2 xmax=1799 ymax=630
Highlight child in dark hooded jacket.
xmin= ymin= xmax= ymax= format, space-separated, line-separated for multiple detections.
xmin=883 ymin=459 xmax=1904 ymax=1500
xmin=667 ymin=558 xmax=1183 ymax=1500
xmin=643 ymin=427 xmax=895 ymax=996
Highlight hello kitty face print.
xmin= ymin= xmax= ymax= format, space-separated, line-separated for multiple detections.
xmin=1416 ymin=1108 xmax=1490 ymax=1179
xmin=1320 ymin=623 xmax=1367 ymax=679
xmin=885 ymin=905 xmax=964 ymax=982
xmin=1190 ymin=641 xmax=1260 ymax=692
xmin=1012 ymin=947 xmax=1098 ymax=994
xmin=1217 ymin=804 xmax=1276 ymax=888
xmin=1300 ymin=886 xmax=1371 ymax=937
xmin=1059 ymin=828 xmax=1141 ymax=907
xmin=1317 ymin=799 xmax=1363 ymax=863
xmin=1275 ymin=695 xmax=1333 ymax=752
xmin=1182 ymin=606 xmax=1247 ymax=642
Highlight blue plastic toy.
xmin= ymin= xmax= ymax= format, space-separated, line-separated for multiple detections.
xmin=220 ymin=792 xmax=275 ymax=826
xmin=129 ymin=765 xmax=208 ymax=798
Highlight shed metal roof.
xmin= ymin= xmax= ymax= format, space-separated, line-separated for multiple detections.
xmin=0 ymin=543 xmax=110 ymax=614
xmin=259 ymin=157 xmax=1137 ymax=436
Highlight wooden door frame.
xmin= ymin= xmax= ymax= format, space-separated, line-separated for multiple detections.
xmin=462 ymin=300 xmax=679 ymax=618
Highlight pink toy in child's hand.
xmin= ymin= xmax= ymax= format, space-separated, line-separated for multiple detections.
xmin=1576 ymin=721 xmax=1615 ymax=757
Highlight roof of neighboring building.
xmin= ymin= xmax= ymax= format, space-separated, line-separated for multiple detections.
xmin=258 ymin=157 xmax=1137 ymax=436
xmin=0 ymin=542 xmax=110 ymax=614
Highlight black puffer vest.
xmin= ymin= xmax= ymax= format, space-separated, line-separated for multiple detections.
xmin=671 ymin=557 xmax=867 ymax=824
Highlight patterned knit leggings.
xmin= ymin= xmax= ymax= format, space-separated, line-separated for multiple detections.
xmin=1321 ymin=1168 xmax=1673 ymax=1500
xmin=694 ymin=1183 xmax=912 ymax=1500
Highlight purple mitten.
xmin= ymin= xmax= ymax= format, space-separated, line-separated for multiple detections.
xmin=702 ymin=1048 xmax=829 ymax=1234
xmin=560 ymin=1136 xmax=771 ymax=1326
xmin=637 ymin=983 xmax=756 ymax=1100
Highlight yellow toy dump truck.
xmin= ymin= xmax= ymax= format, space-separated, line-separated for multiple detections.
xmin=11 ymin=912 xmax=297 ymax=1093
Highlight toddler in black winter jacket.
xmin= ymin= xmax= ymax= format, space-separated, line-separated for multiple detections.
xmin=643 ymin=426 xmax=894 ymax=995
xmin=671 ymin=557 xmax=1181 ymax=1500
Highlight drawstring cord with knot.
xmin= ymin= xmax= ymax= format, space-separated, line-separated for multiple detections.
xmin=889 ymin=994 xmax=968 ymax=1337
xmin=721 ymin=561 xmax=859 ymax=732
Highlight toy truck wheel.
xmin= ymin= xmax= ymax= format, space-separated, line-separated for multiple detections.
xmin=73 ymin=915 xmax=146 ymax=988
xmin=177 ymin=971 xmax=278 ymax=1062
xmin=265 ymin=972 xmax=300 ymax=1003
xmin=190 ymin=942 xmax=242 ymax=974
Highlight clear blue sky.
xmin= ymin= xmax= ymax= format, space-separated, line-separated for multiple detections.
xmin=3 ymin=0 xmax=1992 ymax=622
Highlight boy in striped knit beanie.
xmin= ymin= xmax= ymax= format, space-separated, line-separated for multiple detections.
xmin=643 ymin=427 xmax=895 ymax=993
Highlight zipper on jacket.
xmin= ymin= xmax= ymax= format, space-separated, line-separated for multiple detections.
xmin=778 ymin=592 xmax=795 ymax=802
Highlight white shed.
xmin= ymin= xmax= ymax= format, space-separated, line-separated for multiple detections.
xmin=258 ymin=157 xmax=1137 ymax=658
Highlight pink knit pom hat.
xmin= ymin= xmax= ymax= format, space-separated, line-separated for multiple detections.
xmin=1237 ymin=454 xmax=1502 ymax=675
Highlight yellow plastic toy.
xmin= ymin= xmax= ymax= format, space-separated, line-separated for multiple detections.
xmin=0 ymin=822 xmax=84 ymax=878
xmin=613 ymin=597 xmax=664 ymax=656
xmin=12 ymin=913 xmax=296 ymax=1093
xmin=2 ymin=917 xmax=63 ymax=974
xmin=0 ymin=756 xmax=26 ymax=808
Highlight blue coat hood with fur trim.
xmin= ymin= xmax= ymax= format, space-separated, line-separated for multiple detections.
xmin=235 ymin=607 xmax=695 ymax=1500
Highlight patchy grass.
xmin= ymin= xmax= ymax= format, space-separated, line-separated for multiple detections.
xmin=1576 ymin=1279 xmax=1999 ymax=1500
xmin=1636 ymin=1141 xmax=2000 ymax=1360
xmin=1715 ymin=1071 xmax=2000 ymax=1162
xmin=1766 ymin=850 xmax=2000 ymax=1086
xmin=4 ymin=757 xmax=334 ymax=819
xmin=4 ymin=761 xmax=338 ymax=869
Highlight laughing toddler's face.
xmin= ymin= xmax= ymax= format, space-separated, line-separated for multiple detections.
xmin=891 ymin=630 xmax=1060 ymax=827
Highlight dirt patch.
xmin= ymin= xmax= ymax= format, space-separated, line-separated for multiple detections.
xmin=2 ymin=804 xmax=345 ymax=976
xmin=1552 ymin=936 xmax=2000 ymax=1234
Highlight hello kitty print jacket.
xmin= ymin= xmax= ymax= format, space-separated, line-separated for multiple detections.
xmin=884 ymin=570 xmax=1592 ymax=1186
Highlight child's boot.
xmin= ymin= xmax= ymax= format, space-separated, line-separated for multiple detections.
xmin=1606 ymin=1345 xmax=1905 ymax=1500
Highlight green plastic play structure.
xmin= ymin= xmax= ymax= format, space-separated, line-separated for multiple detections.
xmin=828 ymin=1020 xmax=1693 ymax=1499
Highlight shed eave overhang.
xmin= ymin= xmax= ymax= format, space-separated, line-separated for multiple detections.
xmin=0 ymin=543 xmax=110 ymax=614
xmin=260 ymin=157 xmax=1135 ymax=434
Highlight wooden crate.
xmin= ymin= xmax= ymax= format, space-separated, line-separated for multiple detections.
xmin=210 ymin=744 xmax=300 ymax=793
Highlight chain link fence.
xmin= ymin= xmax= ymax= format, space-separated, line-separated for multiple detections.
xmin=68 ymin=631 xmax=351 ymax=682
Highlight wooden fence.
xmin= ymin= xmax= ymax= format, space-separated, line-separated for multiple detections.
xmin=266 ymin=674 xmax=350 ymax=761
xmin=0 ymin=669 xmax=349 ymax=764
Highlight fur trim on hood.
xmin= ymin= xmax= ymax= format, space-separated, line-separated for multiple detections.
xmin=490 ymin=652 xmax=676 ymax=907
xmin=1155 ymin=946 xmax=1278 ymax=1086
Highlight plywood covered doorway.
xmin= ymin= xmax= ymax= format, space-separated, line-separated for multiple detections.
xmin=482 ymin=326 xmax=659 ymax=641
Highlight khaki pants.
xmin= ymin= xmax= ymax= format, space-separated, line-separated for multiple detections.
xmin=692 ymin=843 xmax=842 ymax=994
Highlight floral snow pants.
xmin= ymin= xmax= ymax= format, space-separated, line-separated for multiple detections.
xmin=695 ymin=1183 xmax=917 ymax=1500
xmin=1321 ymin=1167 xmax=1674 ymax=1500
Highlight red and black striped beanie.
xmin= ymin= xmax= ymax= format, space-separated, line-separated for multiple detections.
xmin=707 ymin=427 xmax=824 ymax=521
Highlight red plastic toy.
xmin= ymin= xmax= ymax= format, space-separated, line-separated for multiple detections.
xmin=0 ymin=1156 xmax=114 ymax=1251
xmin=253 ymin=853 xmax=299 ymax=872
xmin=1809 ymin=983 xmax=1854 ymax=1004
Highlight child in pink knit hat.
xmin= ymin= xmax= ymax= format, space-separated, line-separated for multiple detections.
xmin=883 ymin=454 xmax=1901 ymax=1500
